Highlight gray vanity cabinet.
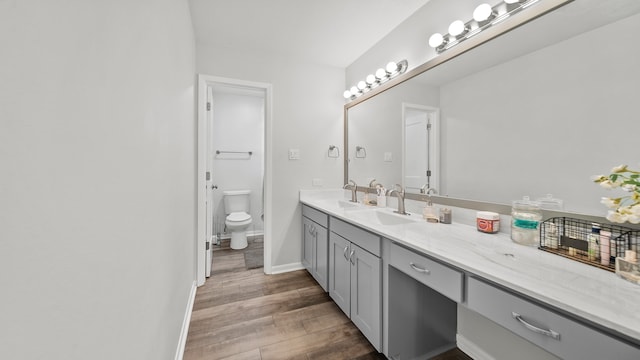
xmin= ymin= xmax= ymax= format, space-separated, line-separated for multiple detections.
xmin=301 ymin=205 xmax=329 ymax=291
xmin=329 ymin=217 xmax=382 ymax=352
xmin=467 ymin=277 xmax=640 ymax=360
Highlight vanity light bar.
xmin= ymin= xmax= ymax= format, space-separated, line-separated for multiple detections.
xmin=343 ymin=60 xmax=408 ymax=101
xmin=428 ymin=0 xmax=541 ymax=54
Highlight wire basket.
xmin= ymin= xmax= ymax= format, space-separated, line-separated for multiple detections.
xmin=539 ymin=217 xmax=639 ymax=272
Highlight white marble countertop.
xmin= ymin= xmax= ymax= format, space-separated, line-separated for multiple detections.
xmin=300 ymin=189 xmax=640 ymax=343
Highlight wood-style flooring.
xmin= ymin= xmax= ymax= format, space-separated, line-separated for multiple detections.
xmin=184 ymin=238 xmax=472 ymax=360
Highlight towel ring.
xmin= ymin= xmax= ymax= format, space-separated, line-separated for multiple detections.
xmin=328 ymin=145 xmax=340 ymax=158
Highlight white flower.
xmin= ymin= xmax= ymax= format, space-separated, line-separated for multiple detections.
xmin=612 ymin=164 xmax=628 ymax=173
xmin=630 ymin=204 xmax=640 ymax=216
xmin=599 ymin=179 xmax=620 ymax=189
xmin=606 ymin=210 xmax=628 ymax=223
xmin=600 ymin=197 xmax=619 ymax=209
xmin=628 ymin=215 xmax=640 ymax=224
xmin=622 ymin=183 xmax=637 ymax=192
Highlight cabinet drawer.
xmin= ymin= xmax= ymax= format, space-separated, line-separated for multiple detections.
xmin=302 ymin=205 xmax=328 ymax=227
xmin=330 ymin=217 xmax=380 ymax=256
xmin=389 ymin=242 xmax=464 ymax=303
xmin=467 ymin=277 xmax=640 ymax=360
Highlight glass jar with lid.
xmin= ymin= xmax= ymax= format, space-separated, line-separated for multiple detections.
xmin=511 ymin=196 xmax=542 ymax=246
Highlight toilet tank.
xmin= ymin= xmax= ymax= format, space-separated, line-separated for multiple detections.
xmin=223 ymin=190 xmax=251 ymax=214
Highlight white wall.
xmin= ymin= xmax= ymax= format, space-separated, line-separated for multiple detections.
xmin=0 ymin=1 xmax=196 ymax=359
xmin=211 ymin=91 xmax=264 ymax=234
xmin=196 ymin=46 xmax=345 ymax=269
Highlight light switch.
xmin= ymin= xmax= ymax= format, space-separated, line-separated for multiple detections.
xmin=384 ymin=152 xmax=393 ymax=162
xmin=288 ymin=148 xmax=300 ymax=160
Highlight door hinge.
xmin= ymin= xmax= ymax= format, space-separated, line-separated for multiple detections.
xmin=206 ymin=102 xmax=211 ymax=111
xmin=426 ymin=170 xmax=431 ymax=177
xmin=427 ymin=123 xmax=432 ymax=130
xmin=206 ymin=242 xmax=210 ymax=250
xmin=206 ymin=171 xmax=210 ymax=181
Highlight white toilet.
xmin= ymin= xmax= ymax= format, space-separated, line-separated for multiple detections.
xmin=223 ymin=190 xmax=252 ymax=250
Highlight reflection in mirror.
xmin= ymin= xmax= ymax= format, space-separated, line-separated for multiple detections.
xmin=402 ymin=104 xmax=439 ymax=194
xmin=346 ymin=0 xmax=640 ymax=216
xmin=347 ymin=80 xmax=439 ymax=192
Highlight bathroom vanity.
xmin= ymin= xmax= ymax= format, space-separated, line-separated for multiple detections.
xmin=300 ymin=190 xmax=640 ymax=360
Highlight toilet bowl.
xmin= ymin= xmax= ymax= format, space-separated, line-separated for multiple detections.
xmin=225 ymin=212 xmax=252 ymax=249
xmin=223 ymin=190 xmax=252 ymax=250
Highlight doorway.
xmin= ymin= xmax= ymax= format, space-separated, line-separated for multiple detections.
xmin=402 ymin=103 xmax=440 ymax=194
xmin=197 ymin=75 xmax=272 ymax=286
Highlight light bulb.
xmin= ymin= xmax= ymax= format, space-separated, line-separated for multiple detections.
xmin=350 ymin=86 xmax=359 ymax=95
xmin=357 ymin=80 xmax=367 ymax=90
xmin=428 ymin=33 xmax=444 ymax=48
xmin=366 ymin=74 xmax=376 ymax=85
xmin=473 ymin=3 xmax=493 ymax=22
xmin=375 ymin=68 xmax=387 ymax=80
xmin=343 ymin=90 xmax=352 ymax=99
xmin=449 ymin=20 xmax=466 ymax=36
xmin=504 ymin=0 xmax=519 ymax=4
xmin=386 ymin=62 xmax=398 ymax=74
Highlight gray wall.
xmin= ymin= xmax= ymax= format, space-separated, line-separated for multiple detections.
xmin=0 ymin=1 xmax=197 ymax=359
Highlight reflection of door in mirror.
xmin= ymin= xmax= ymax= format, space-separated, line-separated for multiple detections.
xmin=403 ymin=104 xmax=439 ymax=195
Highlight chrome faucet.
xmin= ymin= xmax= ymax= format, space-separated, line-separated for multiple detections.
xmin=387 ymin=184 xmax=408 ymax=215
xmin=420 ymin=184 xmax=437 ymax=195
xmin=343 ymin=179 xmax=358 ymax=203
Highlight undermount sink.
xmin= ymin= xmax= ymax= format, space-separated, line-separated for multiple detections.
xmin=315 ymin=199 xmax=363 ymax=210
xmin=347 ymin=208 xmax=418 ymax=226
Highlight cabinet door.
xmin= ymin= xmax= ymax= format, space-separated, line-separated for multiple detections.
xmin=313 ymin=223 xmax=329 ymax=291
xmin=351 ymin=244 xmax=382 ymax=351
xmin=329 ymin=232 xmax=351 ymax=317
xmin=301 ymin=217 xmax=313 ymax=272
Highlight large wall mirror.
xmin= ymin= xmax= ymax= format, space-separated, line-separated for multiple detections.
xmin=345 ymin=0 xmax=640 ymax=216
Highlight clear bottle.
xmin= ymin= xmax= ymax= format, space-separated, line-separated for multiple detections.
xmin=511 ymin=196 xmax=542 ymax=246
xmin=587 ymin=223 xmax=600 ymax=262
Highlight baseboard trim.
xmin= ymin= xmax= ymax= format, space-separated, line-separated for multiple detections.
xmin=457 ymin=334 xmax=495 ymax=360
xmin=175 ymin=281 xmax=197 ymax=360
xmin=269 ymin=262 xmax=305 ymax=274
xmin=214 ymin=230 xmax=264 ymax=241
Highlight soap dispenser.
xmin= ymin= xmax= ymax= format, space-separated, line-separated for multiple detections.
xmin=423 ymin=197 xmax=439 ymax=223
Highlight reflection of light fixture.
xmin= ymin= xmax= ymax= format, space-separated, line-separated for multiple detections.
xmin=428 ymin=33 xmax=445 ymax=48
xmin=428 ymin=0 xmax=541 ymax=54
xmin=344 ymin=60 xmax=409 ymax=101
xmin=366 ymin=74 xmax=376 ymax=85
xmin=448 ymin=20 xmax=467 ymax=37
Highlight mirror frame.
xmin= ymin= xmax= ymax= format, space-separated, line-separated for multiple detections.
xmin=343 ymin=0 xmax=573 ymax=214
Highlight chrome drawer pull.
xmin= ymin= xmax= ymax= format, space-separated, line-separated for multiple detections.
xmin=343 ymin=246 xmax=350 ymax=261
xmin=349 ymin=249 xmax=356 ymax=264
xmin=512 ymin=312 xmax=561 ymax=341
xmin=409 ymin=262 xmax=430 ymax=274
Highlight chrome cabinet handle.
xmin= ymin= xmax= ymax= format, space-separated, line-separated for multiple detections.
xmin=349 ymin=249 xmax=356 ymax=264
xmin=343 ymin=246 xmax=350 ymax=261
xmin=409 ymin=262 xmax=430 ymax=274
xmin=512 ymin=312 xmax=561 ymax=341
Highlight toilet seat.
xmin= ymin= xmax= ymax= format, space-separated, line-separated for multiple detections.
xmin=227 ymin=212 xmax=251 ymax=222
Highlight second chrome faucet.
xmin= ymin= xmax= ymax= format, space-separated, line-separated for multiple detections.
xmin=387 ymin=184 xmax=408 ymax=215
xmin=343 ymin=179 xmax=358 ymax=202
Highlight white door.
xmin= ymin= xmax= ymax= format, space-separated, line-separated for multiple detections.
xmin=402 ymin=104 xmax=440 ymax=194
xmin=205 ymin=86 xmax=215 ymax=277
